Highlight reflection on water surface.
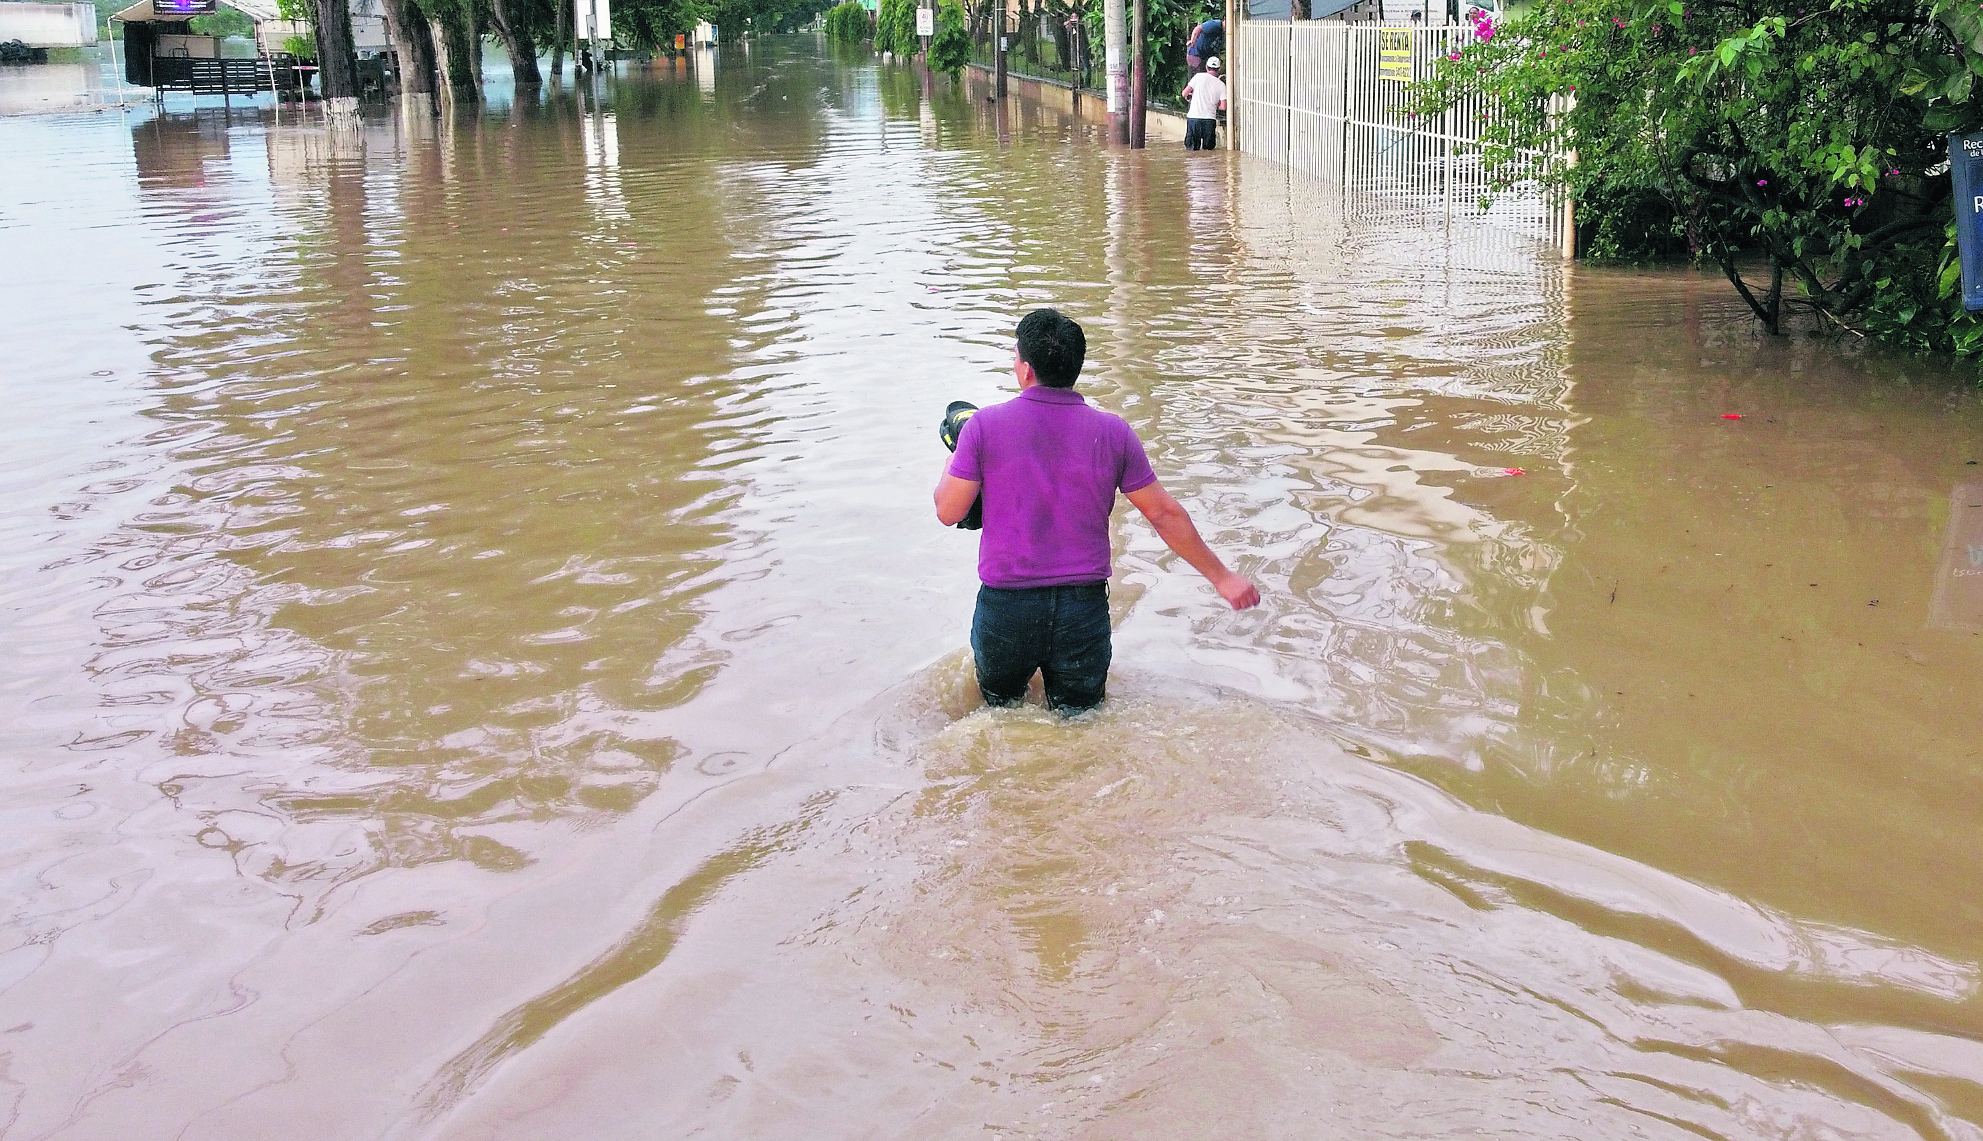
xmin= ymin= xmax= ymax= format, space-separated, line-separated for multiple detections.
xmin=4 ymin=36 xmax=1983 ymax=1141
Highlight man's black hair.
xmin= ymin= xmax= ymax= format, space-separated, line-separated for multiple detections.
xmin=1016 ymin=308 xmax=1087 ymax=388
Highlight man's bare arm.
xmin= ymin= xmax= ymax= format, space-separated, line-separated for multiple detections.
xmin=1123 ymin=481 xmax=1260 ymax=610
xmin=934 ymin=473 xmax=981 ymax=526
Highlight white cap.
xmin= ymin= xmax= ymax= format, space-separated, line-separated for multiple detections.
xmin=1205 ymin=55 xmax=1220 ymax=69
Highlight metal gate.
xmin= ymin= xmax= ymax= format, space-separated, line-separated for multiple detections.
xmin=1237 ymin=21 xmax=1570 ymax=253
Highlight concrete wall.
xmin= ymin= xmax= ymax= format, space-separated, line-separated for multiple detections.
xmin=0 ymin=3 xmax=100 ymax=48
xmin=965 ymin=62 xmax=1194 ymax=143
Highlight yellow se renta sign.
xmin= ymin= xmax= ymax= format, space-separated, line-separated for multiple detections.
xmin=1379 ymin=29 xmax=1411 ymax=82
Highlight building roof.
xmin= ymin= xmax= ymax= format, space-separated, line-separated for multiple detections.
xmin=112 ymin=0 xmax=283 ymax=24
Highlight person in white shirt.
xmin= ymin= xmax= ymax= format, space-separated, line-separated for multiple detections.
xmin=1181 ymin=57 xmax=1227 ymax=151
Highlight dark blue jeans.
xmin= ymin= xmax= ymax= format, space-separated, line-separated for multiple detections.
xmin=970 ymin=582 xmax=1111 ymax=714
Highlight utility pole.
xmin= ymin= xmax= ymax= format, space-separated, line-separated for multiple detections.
xmin=993 ymin=7 xmax=1006 ymax=98
xmin=578 ymin=0 xmax=611 ymax=81
xmin=1223 ymin=0 xmax=1235 ymax=144
xmin=1128 ymin=0 xmax=1145 ymax=147
xmin=1104 ymin=0 xmax=1127 ymax=143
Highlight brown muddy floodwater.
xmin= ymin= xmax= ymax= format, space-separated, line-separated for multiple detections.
xmin=6 ymin=37 xmax=1983 ymax=1141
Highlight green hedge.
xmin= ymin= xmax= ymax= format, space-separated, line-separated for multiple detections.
xmin=823 ymin=0 xmax=868 ymax=42
xmin=928 ymin=0 xmax=967 ymax=73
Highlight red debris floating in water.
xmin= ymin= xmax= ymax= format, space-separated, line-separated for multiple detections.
xmin=1504 ymin=467 xmax=1525 ymax=476
xmin=1722 ymin=413 xmax=1743 ymax=419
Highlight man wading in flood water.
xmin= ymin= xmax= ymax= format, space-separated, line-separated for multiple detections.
xmin=934 ymin=309 xmax=1260 ymax=714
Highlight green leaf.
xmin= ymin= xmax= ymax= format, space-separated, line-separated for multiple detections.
xmin=1939 ymin=2 xmax=1982 ymax=43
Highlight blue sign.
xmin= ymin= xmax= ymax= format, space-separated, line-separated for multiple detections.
xmin=1950 ymin=131 xmax=1983 ymax=312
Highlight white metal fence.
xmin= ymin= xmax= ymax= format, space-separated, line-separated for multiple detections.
xmin=1237 ymin=21 xmax=1571 ymax=254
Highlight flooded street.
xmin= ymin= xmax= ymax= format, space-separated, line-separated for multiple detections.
xmin=7 ymin=38 xmax=1983 ymax=1140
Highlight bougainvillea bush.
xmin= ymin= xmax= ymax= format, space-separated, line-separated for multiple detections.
xmin=1410 ymin=0 xmax=1983 ymax=355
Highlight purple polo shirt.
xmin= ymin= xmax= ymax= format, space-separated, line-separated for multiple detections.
xmin=946 ymin=386 xmax=1157 ymax=588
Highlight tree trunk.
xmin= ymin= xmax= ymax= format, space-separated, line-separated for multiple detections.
xmin=380 ymin=0 xmax=436 ymax=112
xmin=468 ymin=3 xmax=484 ymax=89
xmin=430 ymin=5 xmax=478 ymax=100
xmin=550 ymin=0 xmax=566 ymax=77
xmin=407 ymin=5 xmax=440 ymax=101
xmin=1715 ymin=252 xmax=1783 ymax=336
xmin=488 ymin=0 xmax=540 ymax=86
xmin=429 ymin=14 xmax=455 ymax=103
xmin=310 ymin=0 xmax=362 ymax=126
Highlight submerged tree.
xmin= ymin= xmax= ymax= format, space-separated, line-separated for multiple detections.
xmin=276 ymin=0 xmax=360 ymax=109
xmin=421 ymin=0 xmax=481 ymax=97
xmin=372 ymin=0 xmax=445 ymax=110
xmin=487 ymin=0 xmax=543 ymax=85
xmin=309 ymin=0 xmax=362 ymax=113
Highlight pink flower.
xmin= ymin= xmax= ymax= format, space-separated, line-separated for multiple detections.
xmin=1449 ymin=51 xmax=1461 ymax=59
xmin=1689 ymin=46 xmax=1695 ymax=54
xmin=1757 ymin=179 xmax=1768 ymax=186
